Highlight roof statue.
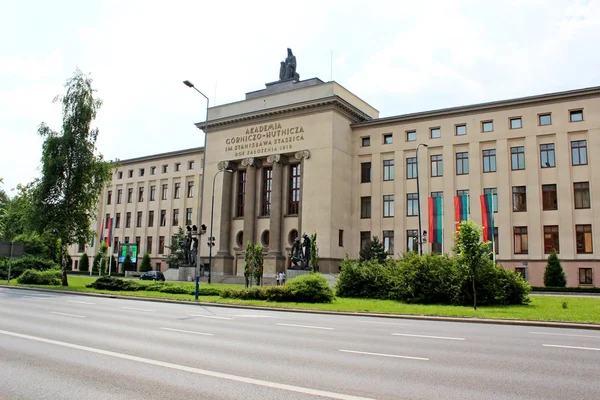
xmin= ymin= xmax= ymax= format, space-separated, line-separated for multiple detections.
xmin=279 ymin=48 xmax=300 ymax=81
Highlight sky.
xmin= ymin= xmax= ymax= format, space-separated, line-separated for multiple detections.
xmin=1 ymin=0 xmax=599 ymax=194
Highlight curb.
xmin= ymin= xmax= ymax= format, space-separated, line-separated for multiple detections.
xmin=2 ymin=284 xmax=600 ymax=331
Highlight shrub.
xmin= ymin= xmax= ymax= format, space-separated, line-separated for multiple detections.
xmin=0 ymin=255 xmax=59 ymax=280
xmin=263 ymin=285 xmax=294 ymax=302
xmin=336 ymin=257 xmax=397 ymax=299
xmin=158 ymin=285 xmax=190 ymax=294
xmin=17 ymin=269 xmax=61 ymax=285
xmin=79 ymin=253 xmax=90 ymax=272
xmin=359 ymin=236 xmax=387 ymax=264
xmin=286 ymin=273 xmax=334 ymax=303
xmin=544 ymin=251 xmax=566 ymax=288
xmin=122 ymin=255 xmax=134 ymax=272
xmin=86 ymin=276 xmax=142 ymax=291
xmin=139 ymin=253 xmax=152 ymax=272
xmin=91 ymin=255 xmax=101 ymax=274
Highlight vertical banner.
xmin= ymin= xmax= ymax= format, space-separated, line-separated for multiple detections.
xmin=105 ymin=217 xmax=112 ymax=247
xmin=454 ymin=195 xmax=469 ymax=231
xmin=99 ymin=218 xmax=105 ymax=244
xmin=428 ymin=196 xmax=443 ymax=244
xmin=480 ymin=193 xmax=494 ymax=242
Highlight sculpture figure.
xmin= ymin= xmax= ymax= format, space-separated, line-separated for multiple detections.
xmin=301 ymin=233 xmax=311 ymax=270
xmin=290 ymin=238 xmax=302 ymax=269
xmin=279 ymin=48 xmax=300 ymax=81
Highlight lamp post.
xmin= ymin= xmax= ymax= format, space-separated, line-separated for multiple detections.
xmin=415 ymin=143 xmax=429 ymax=255
xmin=183 ymin=80 xmax=209 ymax=301
xmin=208 ymin=167 xmax=233 ymax=284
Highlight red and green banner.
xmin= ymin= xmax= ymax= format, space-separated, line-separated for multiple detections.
xmin=428 ymin=196 xmax=443 ymax=244
xmin=454 ymin=195 xmax=469 ymax=231
xmin=480 ymin=193 xmax=495 ymax=242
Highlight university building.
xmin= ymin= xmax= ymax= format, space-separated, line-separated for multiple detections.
xmin=71 ymin=57 xmax=600 ymax=287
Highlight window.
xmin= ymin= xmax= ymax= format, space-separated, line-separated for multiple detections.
xmin=571 ymin=140 xmax=588 ymax=166
xmin=482 ymin=149 xmax=496 ymax=173
xmin=456 ymin=189 xmax=470 ymax=213
xmin=138 ymin=187 xmax=144 ymax=202
xmin=406 ymin=157 xmax=417 ymax=179
xmin=542 ymin=184 xmax=558 ymax=211
xmin=115 ymin=213 xmax=121 ymax=228
xmin=288 ymin=164 xmax=301 ymax=215
xmin=455 ymin=124 xmax=466 ymax=136
xmin=430 ymin=154 xmax=443 ymax=177
xmin=172 ymin=209 xmax=179 ymax=226
xmin=574 ymin=182 xmax=590 ymax=209
xmin=383 ymin=195 xmax=394 ymax=217
xmin=188 ymin=160 xmax=195 ymax=170
xmin=579 ymin=268 xmax=593 ymax=285
xmin=430 ymin=127 xmax=441 ymax=139
xmin=159 ymin=236 xmax=165 ymax=254
xmin=515 ymin=267 xmax=526 ymax=279
xmin=483 ymin=188 xmax=498 ymax=213
xmin=150 ymin=185 xmax=156 ymax=201
xmin=237 ymin=170 xmax=247 ymax=217
xmin=543 ymin=225 xmax=560 ymax=254
xmin=162 ymin=165 xmax=168 ymax=173
xmin=128 ymin=170 xmax=133 ymax=178
xmin=383 ymin=230 xmax=394 ymax=255
xmin=361 ymin=137 xmax=370 ymax=147
xmin=262 ymin=167 xmax=272 ymax=216
xmin=148 ymin=210 xmax=154 ymax=227
xmin=383 ymin=159 xmax=394 ymax=181
xmin=107 ymin=191 xmax=112 ymax=205
xmin=360 ymin=162 xmax=371 ymax=183
xmin=360 ymin=231 xmax=371 ymax=250
xmin=338 ymin=230 xmax=344 ymax=247
xmin=146 ymin=236 xmax=153 ymax=254
xmin=187 ymin=182 xmax=194 ymax=198
xmin=539 ymin=114 xmax=551 ymax=126
xmin=160 ymin=210 xmax=166 ymax=226
xmin=117 ymin=171 xmax=123 ymax=179
xmin=407 ymin=230 xmax=419 ymax=252
xmin=510 ymin=118 xmax=522 ymax=129
xmin=514 ymin=227 xmax=528 ymax=254
xmin=127 ymin=188 xmax=133 ymax=203
xmin=512 ymin=186 xmax=527 ymax=212
xmin=406 ymin=130 xmax=416 ymax=142
xmin=139 ymin=168 xmax=145 ymax=177
xmin=113 ymin=238 xmax=119 ymax=254
xmin=124 ymin=237 xmax=129 ymax=245
xmin=174 ymin=183 xmax=181 ymax=199
xmin=576 ymin=224 xmax=593 ymax=254
xmin=162 ymin=184 xmax=168 ymax=200
xmin=125 ymin=212 xmax=131 ymax=228
xmin=570 ymin=110 xmax=583 ymax=122
xmin=360 ymin=196 xmax=371 ymax=219
xmin=406 ymin=193 xmax=418 ymax=216
xmin=117 ymin=189 xmax=122 ymax=204
xmin=482 ymin=121 xmax=494 ymax=132
xmin=136 ymin=211 xmax=142 ymax=228
xmin=383 ymin=133 xmax=393 ymax=144
xmin=78 ymin=242 xmax=85 ymax=253
xmin=540 ymin=144 xmax=555 ymax=168
xmin=150 ymin=166 xmax=156 ymax=175
xmin=456 ymin=152 xmax=469 ymax=175
xmin=511 ymin=146 xmax=525 ymax=170
xmin=186 ymin=208 xmax=192 ymax=225
xmin=175 ymin=163 xmax=181 ymax=172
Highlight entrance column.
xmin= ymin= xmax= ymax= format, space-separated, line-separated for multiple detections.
xmin=264 ymin=154 xmax=287 ymax=276
xmin=294 ymin=150 xmax=311 ymax=236
xmin=241 ymin=157 xmax=260 ymax=246
xmin=214 ymin=160 xmax=235 ymax=274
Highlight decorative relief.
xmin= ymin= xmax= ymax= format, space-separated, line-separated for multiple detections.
xmin=294 ymin=150 xmax=311 ymax=160
xmin=217 ymin=161 xmax=232 ymax=171
xmin=240 ymin=157 xmax=262 ymax=168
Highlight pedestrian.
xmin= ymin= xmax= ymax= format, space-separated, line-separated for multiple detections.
xmin=282 ymin=272 xmax=286 ymax=285
xmin=276 ymin=272 xmax=280 ymax=286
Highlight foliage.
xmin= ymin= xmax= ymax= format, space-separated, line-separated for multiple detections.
xmin=86 ymin=276 xmax=142 ymax=291
xmin=122 ymin=254 xmax=134 ymax=272
xmin=31 ymin=69 xmax=113 ymax=286
xmin=310 ymin=232 xmax=319 ymax=272
xmin=244 ymin=241 xmax=253 ymax=287
xmin=139 ymin=253 xmax=152 ymax=272
xmin=79 ymin=253 xmax=90 ymax=272
xmin=142 ymin=282 xmax=221 ymax=296
xmin=10 ymin=231 xmax=60 ymax=262
xmin=359 ymin=236 xmax=387 ymax=264
xmin=0 ymin=255 xmax=60 ymax=280
xmin=532 ymin=286 xmax=600 ymax=293
xmin=336 ymin=256 xmax=397 ymax=299
xmin=91 ymin=254 xmax=101 ymax=274
xmin=544 ymin=251 xmax=567 ymax=288
xmin=252 ymin=244 xmax=264 ymax=286
xmin=0 ymin=182 xmax=36 ymax=241
xmin=165 ymin=226 xmax=186 ymax=268
xmin=17 ymin=269 xmax=62 ymax=285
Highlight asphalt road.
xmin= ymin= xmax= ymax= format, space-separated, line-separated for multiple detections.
xmin=0 ymin=287 xmax=599 ymax=400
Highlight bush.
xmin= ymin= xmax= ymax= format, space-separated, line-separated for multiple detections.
xmin=336 ymin=257 xmax=398 ymax=299
xmin=158 ymin=285 xmax=190 ymax=294
xmin=122 ymin=255 xmax=134 ymax=272
xmin=139 ymin=253 xmax=152 ymax=272
xmin=79 ymin=253 xmax=90 ymax=272
xmin=544 ymin=251 xmax=566 ymax=288
xmin=17 ymin=269 xmax=61 ymax=285
xmin=286 ymin=273 xmax=334 ymax=303
xmin=86 ymin=276 xmax=142 ymax=291
xmin=263 ymin=285 xmax=294 ymax=302
xmin=0 ymin=255 xmax=59 ymax=280
xmin=359 ymin=236 xmax=387 ymax=264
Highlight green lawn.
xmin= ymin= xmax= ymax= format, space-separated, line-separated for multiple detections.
xmin=3 ymin=276 xmax=600 ymax=325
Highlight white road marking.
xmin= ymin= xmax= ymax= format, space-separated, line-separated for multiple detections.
xmin=543 ymin=344 xmax=600 ymax=351
xmin=530 ymin=331 xmax=600 ymax=339
xmin=120 ymin=307 xmax=155 ymax=312
xmin=357 ymin=320 xmax=411 ymax=326
xmin=0 ymin=329 xmax=375 ymax=400
xmin=234 ymin=314 xmax=274 ymax=318
xmin=68 ymin=300 xmax=96 ymax=305
xmin=339 ymin=349 xmax=429 ymax=361
xmin=277 ymin=323 xmax=334 ymax=330
xmin=160 ymin=327 xmax=213 ymax=336
xmin=22 ymin=295 xmax=57 ymax=299
xmin=50 ymin=312 xmax=85 ymax=318
xmin=188 ymin=314 xmax=232 ymax=320
xmin=392 ymin=333 xmax=465 ymax=341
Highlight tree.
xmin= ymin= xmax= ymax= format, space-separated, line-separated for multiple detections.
xmin=544 ymin=251 xmax=567 ymax=287
xmin=91 ymin=254 xmax=101 ymax=274
xmin=0 ymin=182 xmax=36 ymax=241
xmin=165 ymin=227 xmax=186 ymax=269
xmin=139 ymin=253 xmax=152 ymax=272
xmin=454 ymin=220 xmax=493 ymax=310
xmin=359 ymin=236 xmax=387 ymax=264
xmin=97 ymin=242 xmax=108 ymax=276
xmin=310 ymin=232 xmax=319 ymax=272
xmin=244 ymin=241 xmax=253 ymax=288
xmin=31 ymin=69 xmax=113 ymax=286
xmin=253 ymin=244 xmax=264 ymax=286
xmin=121 ymin=254 xmax=134 ymax=272
xmin=79 ymin=253 xmax=90 ymax=272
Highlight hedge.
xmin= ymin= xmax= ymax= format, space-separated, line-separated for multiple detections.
xmin=0 ymin=255 xmax=60 ymax=280
xmin=17 ymin=269 xmax=62 ymax=285
xmin=532 ymin=286 xmax=600 ymax=293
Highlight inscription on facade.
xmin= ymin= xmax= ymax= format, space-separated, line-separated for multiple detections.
xmin=224 ymin=122 xmax=305 ymax=158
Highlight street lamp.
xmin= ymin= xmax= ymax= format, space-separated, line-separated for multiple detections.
xmin=208 ymin=167 xmax=234 ymax=284
xmin=416 ymin=143 xmax=429 ymax=255
xmin=183 ymin=79 xmax=209 ymax=301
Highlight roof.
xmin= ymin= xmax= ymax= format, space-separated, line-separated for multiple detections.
xmin=115 ymin=146 xmax=204 ymax=165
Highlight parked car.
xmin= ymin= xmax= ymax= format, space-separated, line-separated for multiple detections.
xmin=139 ymin=271 xmax=165 ymax=281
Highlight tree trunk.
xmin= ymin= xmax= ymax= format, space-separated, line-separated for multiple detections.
xmin=61 ymin=243 xmax=69 ymax=286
